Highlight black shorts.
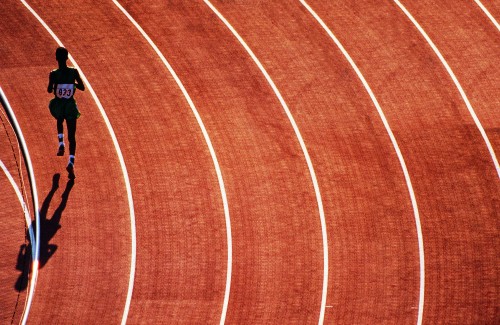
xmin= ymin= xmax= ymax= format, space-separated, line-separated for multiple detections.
xmin=49 ymin=97 xmax=81 ymax=120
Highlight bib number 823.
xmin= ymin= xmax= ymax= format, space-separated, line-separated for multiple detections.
xmin=56 ymin=84 xmax=74 ymax=99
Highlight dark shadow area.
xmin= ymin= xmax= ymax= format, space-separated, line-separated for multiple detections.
xmin=15 ymin=173 xmax=74 ymax=291
xmin=14 ymin=243 xmax=30 ymax=293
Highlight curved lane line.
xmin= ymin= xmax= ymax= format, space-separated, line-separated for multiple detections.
xmin=111 ymin=2 xmax=233 ymax=324
xmin=474 ymin=0 xmax=500 ymax=31
xmin=0 ymin=159 xmax=34 ymax=252
xmin=394 ymin=0 xmax=500 ymax=179
xmin=1 ymin=86 xmax=40 ymax=325
xmin=299 ymin=1 xmax=425 ymax=324
xmin=0 ymin=107 xmax=32 ymax=219
xmin=203 ymin=1 xmax=329 ymax=324
xmin=0 ymin=159 xmax=36 ymax=325
xmin=20 ymin=1 xmax=137 ymax=324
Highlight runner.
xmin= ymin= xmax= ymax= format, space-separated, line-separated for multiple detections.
xmin=47 ymin=47 xmax=84 ymax=179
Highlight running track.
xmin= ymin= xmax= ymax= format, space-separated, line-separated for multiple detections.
xmin=0 ymin=1 xmax=498 ymax=324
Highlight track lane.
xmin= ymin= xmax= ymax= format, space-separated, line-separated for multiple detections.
xmin=1 ymin=0 xmax=132 ymax=323
xmin=3 ymin=1 xmax=498 ymax=324
xmin=203 ymin=1 xmax=329 ymax=322
xmin=476 ymin=0 xmax=500 ymax=25
xmin=305 ymin=1 xmax=500 ymax=323
xmin=26 ymin=0 xmax=231 ymax=323
xmin=394 ymin=0 xmax=499 ymax=178
xmin=111 ymin=1 xmax=233 ymax=323
xmin=210 ymin=1 xmax=424 ymax=324
xmin=0 ymin=163 xmax=28 ymax=324
xmin=119 ymin=1 xmax=326 ymax=323
xmin=395 ymin=0 xmax=500 ymax=172
xmin=393 ymin=1 xmax=500 ymax=322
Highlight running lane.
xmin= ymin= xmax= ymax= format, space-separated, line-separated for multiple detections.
xmin=119 ymin=1 xmax=325 ymax=324
xmin=1 ymin=0 xmax=131 ymax=323
xmin=26 ymin=0 xmax=229 ymax=324
xmin=477 ymin=0 xmax=500 ymax=22
xmin=0 ymin=124 xmax=29 ymax=324
xmin=305 ymin=1 xmax=500 ymax=324
xmin=395 ymin=0 xmax=500 ymax=171
xmin=209 ymin=1 xmax=420 ymax=324
xmin=0 ymin=175 xmax=26 ymax=324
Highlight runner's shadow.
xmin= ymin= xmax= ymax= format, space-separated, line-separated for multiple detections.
xmin=15 ymin=173 xmax=74 ymax=291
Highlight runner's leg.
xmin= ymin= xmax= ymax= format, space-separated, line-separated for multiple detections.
xmin=67 ymin=118 xmax=76 ymax=157
xmin=66 ymin=118 xmax=76 ymax=180
xmin=57 ymin=118 xmax=64 ymax=134
xmin=57 ymin=118 xmax=65 ymax=156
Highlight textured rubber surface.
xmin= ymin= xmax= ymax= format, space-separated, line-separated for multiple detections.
xmin=1 ymin=0 xmax=498 ymax=324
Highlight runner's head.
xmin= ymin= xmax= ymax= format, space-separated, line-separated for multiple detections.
xmin=55 ymin=47 xmax=68 ymax=62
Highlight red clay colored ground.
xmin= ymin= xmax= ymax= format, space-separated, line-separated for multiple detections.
xmin=0 ymin=1 xmax=498 ymax=324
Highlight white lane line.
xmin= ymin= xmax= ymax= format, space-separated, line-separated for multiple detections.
xmin=474 ymin=0 xmax=500 ymax=31
xmin=203 ymin=1 xmax=329 ymax=324
xmin=0 ymin=158 xmax=36 ymax=322
xmin=394 ymin=0 xmax=500 ymax=179
xmin=1 ymin=86 xmax=40 ymax=325
xmin=20 ymin=1 xmax=137 ymax=324
xmin=0 ymin=108 xmax=32 ymax=219
xmin=111 ymin=2 xmax=233 ymax=324
xmin=1 ymin=160 xmax=37 ymax=325
xmin=0 ymin=160 xmax=34 ymax=250
xmin=299 ymin=1 xmax=425 ymax=325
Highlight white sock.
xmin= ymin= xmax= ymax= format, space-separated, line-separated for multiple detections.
xmin=69 ymin=155 xmax=75 ymax=165
xmin=58 ymin=134 xmax=64 ymax=146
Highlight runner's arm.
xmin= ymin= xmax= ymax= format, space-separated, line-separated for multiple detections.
xmin=74 ymin=69 xmax=85 ymax=91
xmin=47 ymin=71 xmax=54 ymax=93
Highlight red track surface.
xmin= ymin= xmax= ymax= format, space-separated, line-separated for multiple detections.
xmin=1 ymin=1 xmax=498 ymax=324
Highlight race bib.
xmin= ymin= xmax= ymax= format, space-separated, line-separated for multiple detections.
xmin=56 ymin=84 xmax=74 ymax=99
